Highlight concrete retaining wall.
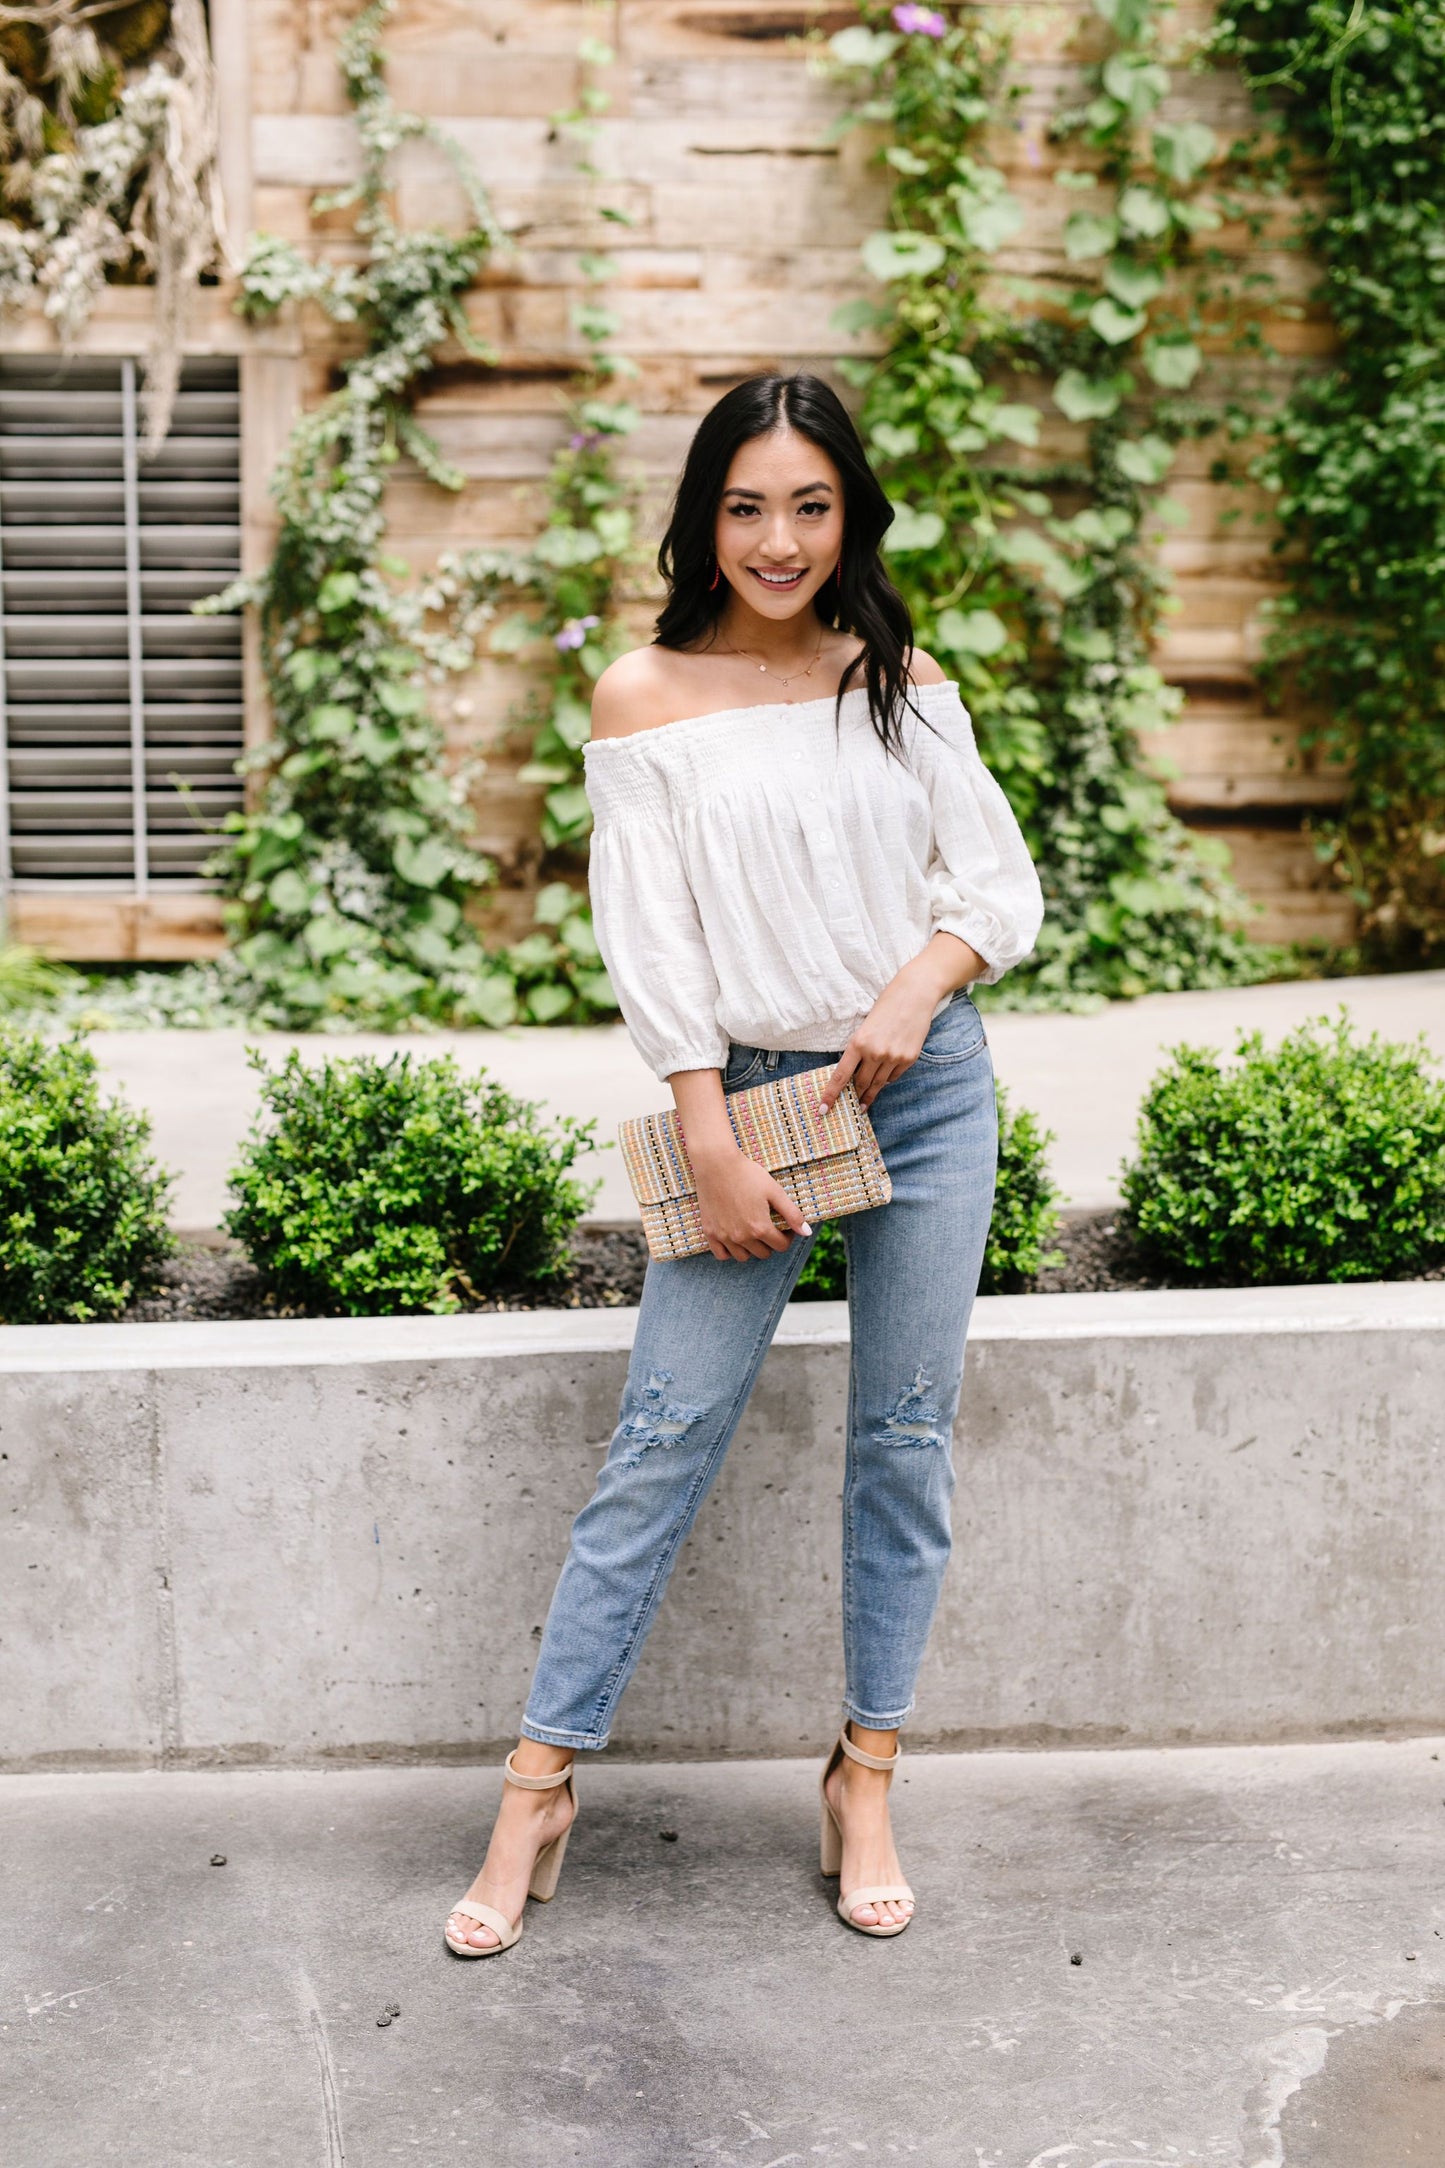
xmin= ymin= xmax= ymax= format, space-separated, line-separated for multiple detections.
xmin=2 ymin=1285 xmax=1442 ymax=1769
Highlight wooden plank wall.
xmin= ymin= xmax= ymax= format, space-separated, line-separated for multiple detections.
xmin=10 ymin=0 xmax=1353 ymax=957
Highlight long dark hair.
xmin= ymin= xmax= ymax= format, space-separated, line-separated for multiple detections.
xmin=653 ymin=373 xmax=929 ymax=758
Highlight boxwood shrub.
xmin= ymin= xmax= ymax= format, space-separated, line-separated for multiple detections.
xmin=795 ymin=1082 xmax=1063 ymax=1299
xmin=0 ymin=1030 xmax=173 ymax=1323
xmin=225 ymin=1050 xmax=602 ymax=1314
xmin=1121 ymin=1013 xmax=1445 ymax=1285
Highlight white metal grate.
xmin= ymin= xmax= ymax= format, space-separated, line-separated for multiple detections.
xmin=0 ymin=354 xmax=243 ymax=897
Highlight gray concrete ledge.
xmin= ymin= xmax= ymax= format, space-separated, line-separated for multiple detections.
xmin=3 ymin=1284 xmax=1443 ymax=1770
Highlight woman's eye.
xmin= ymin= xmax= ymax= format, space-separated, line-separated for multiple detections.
xmin=725 ymin=503 xmax=758 ymax=517
xmin=800 ymin=500 xmax=830 ymax=516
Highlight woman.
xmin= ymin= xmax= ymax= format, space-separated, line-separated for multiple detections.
xmin=445 ymin=371 xmax=1043 ymax=1955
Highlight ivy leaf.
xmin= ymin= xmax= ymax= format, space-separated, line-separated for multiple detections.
xmin=459 ymin=973 xmax=520 ymax=1029
xmin=829 ymin=25 xmax=900 ymax=65
xmin=1115 ymin=433 xmax=1175 ymax=484
xmin=1089 ymin=297 xmax=1148 ymax=345
xmin=1064 ymin=212 xmax=1118 ymax=261
xmin=1054 ymin=368 xmax=1130 ymax=421
xmin=1102 ymin=53 xmax=1170 ymax=119
xmin=551 ymin=696 xmax=593 ymax=748
xmin=862 ymin=231 xmax=947 ymax=282
xmin=560 ymin=914 xmax=602 ymax=962
xmin=935 ymin=607 xmax=1010 ymax=657
xmin=534 ymin=880 xmax=577 ymax=927
xmin=1153 ymin=121 xmax=1216 ymax=184
xmin=592 ymin=505 xmax=631 ymax=553
xmin=869 ymin=422 xmax=920 ymax=459
xmin=532 ymin=525 xmax=605 ymax=567
xmin=393 ymin=837 xmax=453 ymax=889
xmin=959 ymin=194 xmax=1023 ymax=251
xmin=488 ymin=612 xmax=538 ymax=656
xmin=572 ymin=968 xmax=617 ymax=1010
xmin=883 ymin=501 xmax=947 ymax=552
xmin=989 ymin=403 xmax=1041 ymax=446
xmin=884 ymin=147 xmax=932 ymax=176
xmin=267 ymin=869 xmax=314 ymax=918
xmin=307 ymin=703 xmax=356 ymax=741
xmin=1062 ymin=626 xmax=1115 ymax=662
xmin=526 ymin=982 xmax=575 ymax=1023
xmin=1092 ymin=0 xmax=1152 ymax=42
xmin=545 ymin=784 xmax=592 ymax=830
xmin=303 ymin=915 xmax=356 ymax=962
xmin=1150 ymin=496 xmax=1191 ymax=529
xmin=1104 ymin=259 xmax=1165 ymax=310
xmin=1143 ymin=336 xmax=1202 ymax=388
xmin=1118 ymin=186 xmax=1172 ymax=239
xmin=317 ymin=570 xmax=361 ymax=614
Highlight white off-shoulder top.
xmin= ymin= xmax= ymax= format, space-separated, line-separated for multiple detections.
xmin=582 ymin=677 xmax=1044 ymax=1081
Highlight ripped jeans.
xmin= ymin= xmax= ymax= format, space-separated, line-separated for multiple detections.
xmin=520 ymin=986 xmax=998 ymax=1749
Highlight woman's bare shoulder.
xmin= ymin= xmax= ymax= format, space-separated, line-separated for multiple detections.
xmin=590 ymin=647 xmax=692 ymax=741
xmin=904 ymin=648 xmax=949 ymax=686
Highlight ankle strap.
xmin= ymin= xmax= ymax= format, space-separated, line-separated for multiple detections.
xmin=839 ymin=1729 xmax=900 ymax=1772
xmin=504 ymin=1748 xmax=574 ymax=1790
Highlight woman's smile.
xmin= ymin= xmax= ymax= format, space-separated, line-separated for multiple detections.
xmin=748 ymin=567 xmax=808 ymax=590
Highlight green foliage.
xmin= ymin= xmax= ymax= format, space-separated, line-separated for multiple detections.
xmin=1211 ymin=1 xmax=1445 ymax=960
xmin=794 ymin=1081 xmax=1063 ymax=1297
xmin=203 ymin=1 xmax=628 ymax=1032
xmin=224 ymin=1050 xmax=603 ymax=1314
xmin=0 ymin=1031 xmax=172 ymax=1323
xmin=826 ymin=0 xmax=1283 ymax=1004
xmin=981 ymin=1088 xmax=1067 ymax=1292
xmin=0 ymin=941 xmax=78 ymax=1011
xmin=1121 ymin=1013 xmax=1445 ymax=1284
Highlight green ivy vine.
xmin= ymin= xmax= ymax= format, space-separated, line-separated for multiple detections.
xmin=1211 ymin=0 xmax=1445 ymax=961
xmin=826 ymin=0 xmax=1286 ymax=1003
xmin=202 ymin=0 xmax=630 ymax=1028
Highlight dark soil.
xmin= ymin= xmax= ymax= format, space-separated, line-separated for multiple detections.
xmin=121 ymin=1227 xmax=654 ymax=1323
xmin=120 ymin=1210 xmax=1443 ymax=1323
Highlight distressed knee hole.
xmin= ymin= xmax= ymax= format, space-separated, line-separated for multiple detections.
xmin=617 ymin=1367 xmax=706 ymax=1465
xmin=880 ymin=1365 xmax=947 ymax=1449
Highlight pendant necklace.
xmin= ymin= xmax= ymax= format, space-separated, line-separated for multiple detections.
xmin=720 ymin=629 xmax=826 ymax=695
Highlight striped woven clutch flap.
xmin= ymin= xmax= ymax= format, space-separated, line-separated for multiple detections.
xmin=619 ymin=1063 xmax=892 ymax=1262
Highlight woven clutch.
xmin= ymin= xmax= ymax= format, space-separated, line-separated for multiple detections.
xmin=618 ymin=1063 xmax=893 ymax=1262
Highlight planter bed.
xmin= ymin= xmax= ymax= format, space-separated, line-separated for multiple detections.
xmin=114 ymin=1211 xmax=1445 ymax=1323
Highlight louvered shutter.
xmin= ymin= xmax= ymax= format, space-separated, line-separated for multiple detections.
xmin=0 ymin=355 xmax=243 ymax=896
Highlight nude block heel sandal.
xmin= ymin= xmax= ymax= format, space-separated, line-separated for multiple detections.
xmin=819 ymin=1729 xmax=915 ymax=1939
xmin=443 ymin=1750 xmax=577 ymax=1958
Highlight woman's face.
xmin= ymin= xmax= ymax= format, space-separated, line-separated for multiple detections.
xmin=713 ymin=425 xmax=845 ymax=620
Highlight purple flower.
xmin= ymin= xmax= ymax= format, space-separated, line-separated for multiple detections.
xmin=567 ymin=430 xmax=601 ymax=451
xmin=892 ymin=3 xmax=946 ymax=31
xmin=554 ymin=614 xmax=601 ymax=652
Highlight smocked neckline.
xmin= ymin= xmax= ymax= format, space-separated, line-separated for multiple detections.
xmin=582 ymin=676 xmax=960 ymax=756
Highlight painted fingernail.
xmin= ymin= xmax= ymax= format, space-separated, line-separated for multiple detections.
xmin=800 ymin=1222 xmax=812 ymax=1235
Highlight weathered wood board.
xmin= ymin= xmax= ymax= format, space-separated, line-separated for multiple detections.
xmin=9 ymin=0 xmax=1349 ymax=957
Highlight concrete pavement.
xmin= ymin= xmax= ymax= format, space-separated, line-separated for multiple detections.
xmin=3 ymin=1739 xmax=1442 ymax=2166
xmin=82 ymin=970 xmax=1445 ymax=1231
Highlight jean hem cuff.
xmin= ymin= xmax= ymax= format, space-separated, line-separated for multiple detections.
xmin=519 ymin=1718 xmax=609 ymax=1751
xmin=842 ymin=1700 xmax=914 ymax=1731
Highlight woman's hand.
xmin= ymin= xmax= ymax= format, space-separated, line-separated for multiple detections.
xmin=821 ymin=936 xmax=984 ymax=1110
xmin=692 ymin=1142 xmax=811 ymax=1262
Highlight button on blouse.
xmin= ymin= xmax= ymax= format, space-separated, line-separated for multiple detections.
xmin=582 ymin=677 xmax=1044 ymax=1082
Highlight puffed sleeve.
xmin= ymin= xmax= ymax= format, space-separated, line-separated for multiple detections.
xmin=905 ymin=684 xmax=1044 ymax=983
xmin=583 ymin=742 xmax=730 ymax=1080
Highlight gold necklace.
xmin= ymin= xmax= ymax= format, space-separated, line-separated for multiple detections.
xmin=718 ymin=630 xmax=826 ymax=689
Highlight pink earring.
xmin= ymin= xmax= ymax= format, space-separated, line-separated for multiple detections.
xmin=709 ymin=559 xmax=720 ymax=590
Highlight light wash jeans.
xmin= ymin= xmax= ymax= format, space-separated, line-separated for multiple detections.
xmin=521 ymin=986 xmax=998 ymax=1749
